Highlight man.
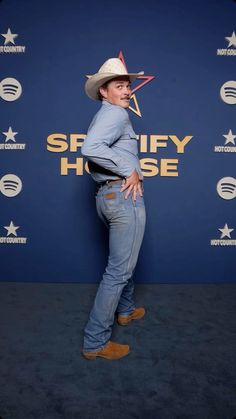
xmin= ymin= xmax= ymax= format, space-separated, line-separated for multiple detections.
xmin=81 ymin=57 xmax=146 ymax=360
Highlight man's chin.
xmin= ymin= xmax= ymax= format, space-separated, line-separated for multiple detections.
xmin=120 ymin=100 xmax=130 ymax=108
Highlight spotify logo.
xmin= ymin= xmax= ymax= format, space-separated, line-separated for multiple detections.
xmin=220 ymin=81 xmax=236 ymax=105
xmin=0 ymin=77 xmax=22 ymax=101
xmin=0 ymin=174 xmax=22 ymax=197
xmin=216 ymin=177 xmax=236 ymax=200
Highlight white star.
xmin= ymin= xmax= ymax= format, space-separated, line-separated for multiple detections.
xmin=219 ymin=223 xmax=234 ymax=239
xmin=1 ymin=28 xmax=18 ymax=45
xmin=4 ymin=221 xmax=20 ymax=237
xmin=2 ymin=126 xmax=18 ymax=143
xmin=225 ymin=31 xmax=236 ymax=48
xmin=223 ymin=129 xmax=236 ymax=145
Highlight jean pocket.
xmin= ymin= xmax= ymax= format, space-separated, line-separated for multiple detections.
xmin=132 ymin=193 xmax=145 ymax=207
xmin=103 ymin=189 xmax=125 ymax=213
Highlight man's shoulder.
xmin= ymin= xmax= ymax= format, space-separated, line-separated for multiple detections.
xmin=87 ymin=103 xmax=128 ymax=133
xmin=100 ymin=102 xmax=128 ymax=120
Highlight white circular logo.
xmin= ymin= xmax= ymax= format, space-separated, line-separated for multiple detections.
xmin=0 ymin=78 xmax=22 ymax=101
xmin=216 ymin=176 xmax=236 ymax=200
xmin=0 ymin=174 xmax=22 ymax=197
xmin=220 ymin=81 xmax=236 ymax=104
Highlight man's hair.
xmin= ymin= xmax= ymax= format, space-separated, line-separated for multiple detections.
xmin=98 ymin=81 xmax=109 ymax=101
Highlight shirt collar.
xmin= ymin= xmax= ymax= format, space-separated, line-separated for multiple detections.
xmin=102 ymin=99 xmax=112 ymax=106
xmin=102 ymin=100 xmax=127 ymax=113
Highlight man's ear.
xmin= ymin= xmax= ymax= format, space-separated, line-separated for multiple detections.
xmin=99 ymin=85 xmax=107 ymax=99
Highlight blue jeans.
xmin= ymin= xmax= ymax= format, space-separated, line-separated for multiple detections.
xmin=83 ymin=182 xmax=146 ymax=352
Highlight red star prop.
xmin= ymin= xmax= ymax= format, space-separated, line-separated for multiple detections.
xmin=118 ymin=50 xmax=155 ymax=117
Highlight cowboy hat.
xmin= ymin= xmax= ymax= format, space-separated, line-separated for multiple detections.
xmin=85 ymin=57 xmax=144 ymax=101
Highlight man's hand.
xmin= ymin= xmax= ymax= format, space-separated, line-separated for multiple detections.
xmin=120 ymin=170 xmax=143 ymax=200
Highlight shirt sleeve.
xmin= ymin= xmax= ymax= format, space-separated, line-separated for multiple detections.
xmin=81 ymin=106 xmax=135 ymax=178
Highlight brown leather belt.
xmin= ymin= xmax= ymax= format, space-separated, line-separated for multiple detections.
xmin=99 ymin=179 xmax=125 ymax=187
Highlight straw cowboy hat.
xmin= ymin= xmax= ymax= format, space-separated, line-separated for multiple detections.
xmin=85 ymin=57 xmax=144 ymax=101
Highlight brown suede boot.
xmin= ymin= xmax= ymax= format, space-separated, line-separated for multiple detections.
xmin=82 ymin=341 xmax=130 ymax=360
xmin=117 ymin=307 xmax=146 ymax=326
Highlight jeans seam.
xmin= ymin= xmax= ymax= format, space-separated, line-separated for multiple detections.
xmin=125 ymin=204 xmax=138 ymax=281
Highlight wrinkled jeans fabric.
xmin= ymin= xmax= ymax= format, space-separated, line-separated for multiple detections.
xmin=83 ymin=183 xmax=146 ymax=352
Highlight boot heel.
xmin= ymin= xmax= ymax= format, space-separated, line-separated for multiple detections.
xmin=82 ymin=351 xmax=97 ymax=360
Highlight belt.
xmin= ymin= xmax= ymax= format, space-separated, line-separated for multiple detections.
xmin=99 ymin=179 xmax=125 ymax=187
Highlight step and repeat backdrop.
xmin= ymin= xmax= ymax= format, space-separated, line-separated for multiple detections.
xmin=0 ymin=0 xmax=235 ymax=283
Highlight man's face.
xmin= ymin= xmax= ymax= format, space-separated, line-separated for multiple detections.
xmin=99 ymin=76 xmax=131 ymax=108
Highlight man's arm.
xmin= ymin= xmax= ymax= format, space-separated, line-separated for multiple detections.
xmin=82 ymin=105 xmax=143 ymax=199
xmin=81 ymin=106 xmax=134 ymax=178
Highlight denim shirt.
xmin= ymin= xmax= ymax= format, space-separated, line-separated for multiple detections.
xmin=81 ymin=100 xmax=143 ymax=183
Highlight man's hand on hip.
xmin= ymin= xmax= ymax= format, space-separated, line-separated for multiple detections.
xmin=120 ymin=170 xmax=143 ymax=200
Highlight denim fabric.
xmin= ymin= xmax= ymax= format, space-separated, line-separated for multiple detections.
xmin=81 ymin=100 xmax=143 ymax=183
xmin=83 ymin=183 xmax=146 ymax=352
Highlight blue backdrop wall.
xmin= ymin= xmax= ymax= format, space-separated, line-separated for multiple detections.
xmin=0 ymin=0 xmax=235 ymax=283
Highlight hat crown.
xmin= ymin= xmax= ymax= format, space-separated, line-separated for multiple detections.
xmin=98 ymin=58 xmax=127 ymax=75
xmin=85 ymin=57 xmax=144 ymax=100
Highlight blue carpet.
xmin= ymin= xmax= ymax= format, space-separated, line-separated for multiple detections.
xmin=0 ymin=283 xmax=235 ymax=419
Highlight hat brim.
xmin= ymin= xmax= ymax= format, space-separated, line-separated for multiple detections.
xmin=85 ymin=71 xmax=144 ymax=101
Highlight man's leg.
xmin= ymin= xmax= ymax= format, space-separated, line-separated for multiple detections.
xmin=115 ymin=277 xmax=135 ymax=316
xmin=83 ymin=186 xmax=146 ymax=352
xmin=116 ymin=191 xmax=147 ymax=316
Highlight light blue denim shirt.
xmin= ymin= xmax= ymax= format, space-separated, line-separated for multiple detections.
xmin=81 ymin=100 xmax=143 ymax=184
